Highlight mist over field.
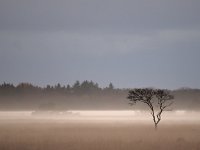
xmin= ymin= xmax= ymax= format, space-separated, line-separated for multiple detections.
xmin=1 ymin=0 xmax=200 ymax=149
xmin=0 ymin=110 xmax=199 ymax=122
xmin=0 ymin=110 xmax=200 ymax=150
xmin=0 ymin=83 xmax=200 ymax=150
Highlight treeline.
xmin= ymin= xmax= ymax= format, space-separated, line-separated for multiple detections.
xmin=0 ymin=81 xmax=118 ymax=96
xmin=0 ymin=81 xmax=126 ymax=110
xmin=0 ymin=82 xmax=200 ymax=110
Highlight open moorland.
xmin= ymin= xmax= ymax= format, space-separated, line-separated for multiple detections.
xmin=0 ymin=112 xmax=200 ymax=150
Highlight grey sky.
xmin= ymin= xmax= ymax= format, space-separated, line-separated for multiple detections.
xmin=0 ymin=0 xmax=200 ymax=89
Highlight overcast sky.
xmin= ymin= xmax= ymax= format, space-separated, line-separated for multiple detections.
xmin=0 ymin=0 xmax=200 ymax=89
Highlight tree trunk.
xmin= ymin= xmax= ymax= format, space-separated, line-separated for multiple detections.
xmin=154 ymin=123 xmax=158 ymax=131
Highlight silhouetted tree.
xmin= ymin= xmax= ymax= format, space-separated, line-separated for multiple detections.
xmin=55 ymin=83 xmax=61 ymax=89
xmin=66 ymin=84 xmax=70 ymax=90
xmin=0 ymin=82 xmax=15 ymax=96
xmin=103 ymin=82 xmax=114 ymax=94
xmin=127 ymin=88 xmax=174 ymax=130
xmin=66 ymin=84 xmax=71 ymax=94
xmin=72 ymin=81 xmax=81 ymax=94
xmin=80 ymin=80 xmax=90 ymax=93
xmin=16 ymin=82 xmax=41 ymax=95
xmin=108 ymin=82 xmax=114 ymax=90
xmin=46 ymin=85 xmax=51 ymax=89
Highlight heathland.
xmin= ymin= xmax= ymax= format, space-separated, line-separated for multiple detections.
xmin=0 ymin=118 xmax=200 ymax=150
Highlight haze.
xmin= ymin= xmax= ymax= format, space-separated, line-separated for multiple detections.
xmin=1 ymin=1 xmax=200 ymax=150
xmin=0 ymin=110 xmax=199 ymax=122
xmin=0 ymin=0 xmax=200 ymax=89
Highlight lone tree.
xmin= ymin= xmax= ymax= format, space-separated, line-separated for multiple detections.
xmin=127 ymin=88 xmax=174 ymax=129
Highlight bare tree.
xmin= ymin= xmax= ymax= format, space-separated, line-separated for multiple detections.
xmin=127 ymin=88 xmax=174 ymax=130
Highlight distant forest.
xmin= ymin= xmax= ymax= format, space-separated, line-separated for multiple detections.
xmin=0 ymin=81 xmax=115 ymax=96
xmin=0 ymin=81 xmax=200 ymax=110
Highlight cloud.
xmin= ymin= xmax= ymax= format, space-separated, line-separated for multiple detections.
xmin=0 ymin=0 xmax=200 ymax=88
xmin=0 ymin=0 xmax=200 ymax=32
xmin=1 ymin=29 xmax=200 ymax=58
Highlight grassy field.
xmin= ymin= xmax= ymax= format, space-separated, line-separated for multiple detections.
xmin=0 ymin=119 xmax=200 ymax=150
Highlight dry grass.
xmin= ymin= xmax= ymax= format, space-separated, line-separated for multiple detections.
xmin=0 ymin=120 xmax=200 ymax=150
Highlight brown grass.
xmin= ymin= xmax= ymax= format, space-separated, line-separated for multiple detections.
xmin=0 ymin=120 xmax=200 ymax=150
